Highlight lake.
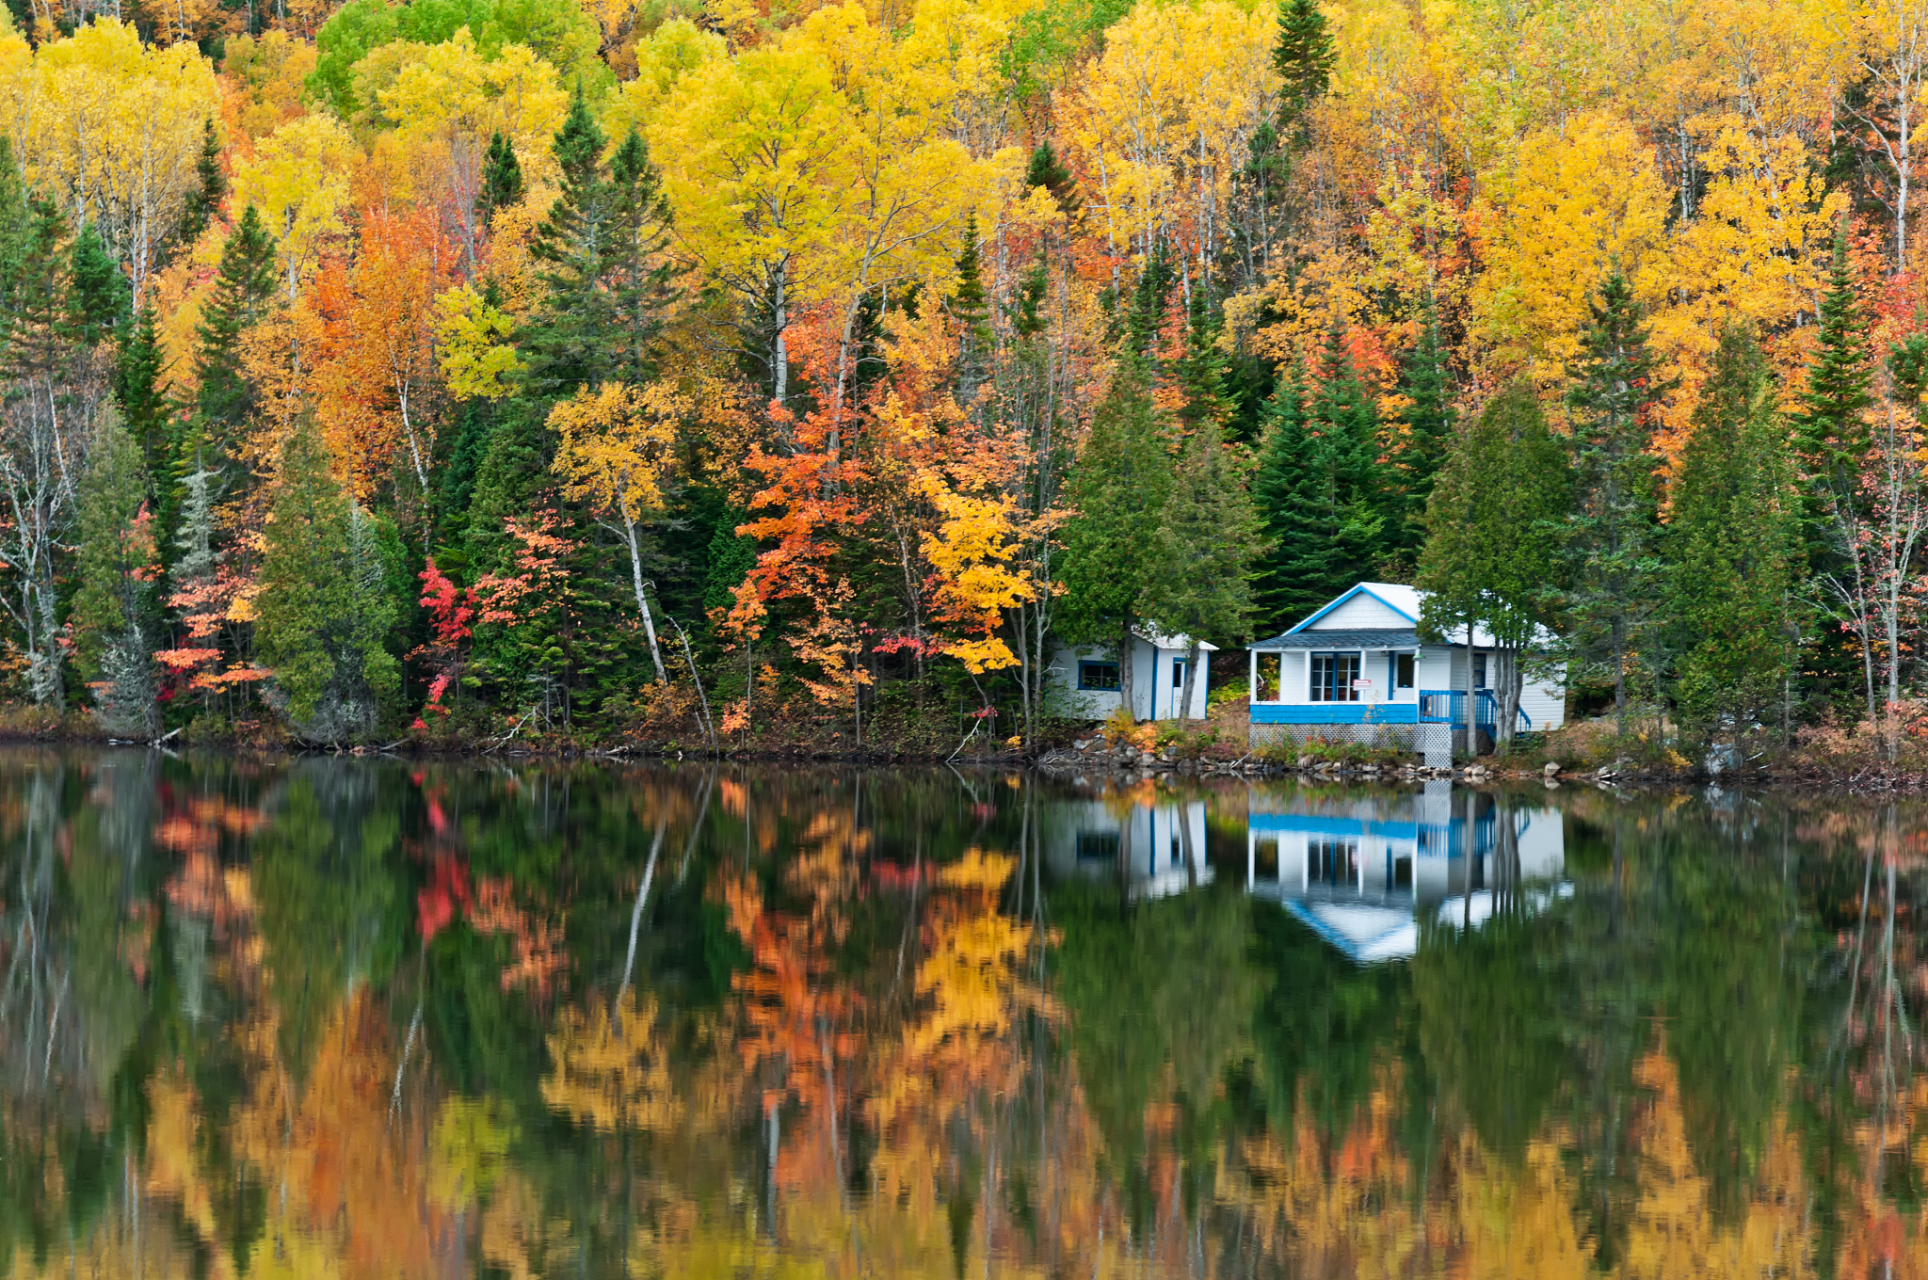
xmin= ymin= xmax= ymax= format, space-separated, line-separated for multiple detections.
xmin=0 ymin=749 xmax=1920 ymax=1277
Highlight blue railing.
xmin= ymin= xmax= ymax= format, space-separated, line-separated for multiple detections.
xmin=1418 ymin=690 xmax=1529 ymax=731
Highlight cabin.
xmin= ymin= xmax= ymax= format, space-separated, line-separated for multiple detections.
xmin=1247 ymin=582 xmax=1565 ymax=759
xmin=1043 ymin=798 xmax=1212 ymax=901
xmin=1045 ymin=631 xmax=1216 ymax=722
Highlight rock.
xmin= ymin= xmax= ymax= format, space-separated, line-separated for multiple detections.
xmin=1297 ymin=754 xmax=1314 ymax=768
xmin=1073 ymin=739 xmax=1091 ymax=751
xmin=1543 ymin=761 xmax=1562 ymax=777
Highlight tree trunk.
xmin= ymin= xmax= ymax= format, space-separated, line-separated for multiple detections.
xmin=1179 ymin=638 xmax=1202 ymax=725
xmin=1117 ymin=617 xmax=1136 ymax=723
xmin=1611 ymin=614 xmax=1626 ymax=739
xmin=621 ymin=514 xmax=667 ymax=684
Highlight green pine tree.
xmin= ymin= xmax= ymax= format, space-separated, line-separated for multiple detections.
xmin=1057 ymin=363 xmax=1174 ymax=721
xmin=114 ymin=302 xmax=171 ymax=476
xmin=1149 ymin=419 xmax=1261 ymax=719
xmin=1563 ymin=272 xmax=1666 ymax=737
xmin=1274 ymin=0 xmax=1335 ymax=140
xmin=1666 ymin=324 xmax=1800 ymax=743
xmin=193 ymin=205 xmax=278 ymax=451
xmin=1251 ymin=358 xmax=1341 ymax=631
xmin=255 ymin=422 xmax=400 ymax=741
xmin=1175 ymin=282 xmax=1233 ymax=435
xmin=71 ymin=405 xmax=158 ymax=734
xmin=1307 ymin=326 xmax=1388 ymax=580
xmin=518 ymin=91 xmax=617 ymax=401
xmin=1790 ymin=228 xmax=1872 ymax=565
xmin=177 ymin=118 xmax=226 ymax=247
xmin=67 ymin=222 xmax=129 ymax=345
xmin=950 ymin=215 xmax=993 ymax=402
xmin=476 ymin=130 xmax=527 ymax=227
xmin=1417 ymin=380 xmax=1570 ymax=749
xmin=1024 ymin=141 xmax=1082 ymax=217
xmin=1125 ymin=239 xmax=1176 ymax=364
xmin=1388 ymin=297 xmax=1454 ymax=564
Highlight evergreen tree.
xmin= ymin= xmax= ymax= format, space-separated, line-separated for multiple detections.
xmin=1417 ymin=381 xmax=1570 ymax=749
xmin=606 ymin=126 xmax=677 ymax=387
xmin=1666 ymin=324 xmax=1800 ymax=743
xmin=1791 ymin=229 xmax=1873 ymax=564
xmin=67 ymin=222 xmax=129 ymax=345
xmin=192 ymin=205 xmax=278 ymax=450
xmin=114 ymin=303 xmax=171 ymax=474
xmin=177 ymin=118 xmax=226 ymax=248
xmin=1125 ymin=239 xmax=1175 ymax=364
xmin=1175 ymin=282 xmax=1233 ymax=435
xmin=476 ymin=130 xmax=526 ymax=227
xmin=1274 ymin=0 xmax=1336 ymax=140
xmin=1252 ymin=359 xmax=1341 ymax=630
xmin=1563 ymin=272 xmax=1666 ymax=737
xmin=1306 ymin=326 xmax=1388 ymax=580
xmin=518 ymin=92 xmax=618 ymax=401
xmin=71 ymin=405 xmax=158 ymax=734
xmin=950 ymin=215 xmax=993 ymax=403
xmin=255 ymin=422 xmax=400 ymax=741
xmin=1057 ymin=364 xmax=1173 ymax=720
xmin=1024 ymin=141 xmax=1082 ymax=217
xmin=1149 ymin=419 xmax=1261 ymax=719
xmin=1388 ymin=297 xmax=1454 ymax=563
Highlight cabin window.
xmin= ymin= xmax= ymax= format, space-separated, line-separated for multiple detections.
xmin=1171 ymin=660 xmax=1186 ymax=689
xmin=1078 ymin=660 xmax=1120 ymax=691
xmin=1473 ymin=653 xmax=1488 ymax=689
xmin=1255 ymin=652 xmax=1281 ymax=701
xmin=1394 ymin=652 xmax=1416 ymax=690
xmin=1310 ymin=652 xmax=1361 ymax=702
xmin=1076 ymin=831 xmax=1120 ymax=861
xmin=1309 ymin=837 xmax=1359 ymax=886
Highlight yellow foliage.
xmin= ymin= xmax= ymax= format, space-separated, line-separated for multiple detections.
xmin=548 ymin=380 xmax=682 ymax=522
xmin=230 ymin=113 xmax=361 ymax=300
xmin=542 ymin=990 xmax=681 ymax=1133
xmin=434 ymin=284 xmax=522 ymax=400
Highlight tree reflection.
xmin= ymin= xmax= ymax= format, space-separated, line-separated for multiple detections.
xmin=0 ymin=756 xmax=1920 ymax=1277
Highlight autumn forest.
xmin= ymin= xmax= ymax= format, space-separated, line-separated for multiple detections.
xmin=1 ymin=0 xmax=1925 ymax=750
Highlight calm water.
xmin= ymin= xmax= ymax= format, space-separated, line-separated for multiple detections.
xmin=0 ymin=750 xmax=1922 ymax=1278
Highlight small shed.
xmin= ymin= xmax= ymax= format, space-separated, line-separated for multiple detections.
xmin=1046 ymin=630 xmax=1216 ymax=722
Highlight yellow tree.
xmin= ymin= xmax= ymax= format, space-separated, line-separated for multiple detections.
xmin=0 ymin=19 xmax=219 ymax=305
xmin=1476 ymin=111 xmax=1672 ymax=370
xmin=549 ymin=380 xmax=681 ymax=684
xmin=230 ymin=113 xmax=360 ymax=303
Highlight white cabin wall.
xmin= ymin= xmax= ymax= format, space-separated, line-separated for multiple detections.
xmin=1307 ymin=594 xmax=1411 ymax=631
xmin=1416 ymin=647 xmax=1454 ymax=693
xmin=1520 ymin=667 xmax=1566 ymax=730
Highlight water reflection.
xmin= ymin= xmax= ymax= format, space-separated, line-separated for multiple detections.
xmin=0 ymin=751 xmax=1920 ymax=1278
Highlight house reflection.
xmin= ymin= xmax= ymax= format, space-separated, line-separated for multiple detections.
xmin=1247 ymin=782 xmax=1566 ymax=962
xmin=1042 ymin=796 xmax=1212 ymax=900
xmin=1042 ymin=783 xmax=1567 ymax=962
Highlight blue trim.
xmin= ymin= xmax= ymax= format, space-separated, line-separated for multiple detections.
xmin=1250 ymin=703 xmax=1419 ymax=725
xmin=1287 ymin=585 xmax=1420 ymax=634
xmin=1150 ymin=655 xmax=1158 ymax=720
xmin=1077 ymin=660 xmax=1120 ymax=692
xmin=1250 ymin=814 xmax=1419 ymax=839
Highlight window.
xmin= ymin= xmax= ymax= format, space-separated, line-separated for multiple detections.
xmin=1309 ymin=837 xmax=1359 ymax=886
xmin=1171 ymin=660 xmax=1185 ymax=688
xmin=1394 ymin=652 xmax=1415 ymax=690
xmin=1076 ymin=831 xmax=1121 ymax=861
xmin=1078 ymin=660 xmax=1120 ymax=691
xmin=1310 ymin=652 xmax=1361 ymax=702
xmin=1473 ymin=653 xmax=1488 ymax=689
xmin=1255 ymin=652 xmax=1281 ymax=701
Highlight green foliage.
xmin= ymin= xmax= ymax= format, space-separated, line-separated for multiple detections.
xmin=113 ymin=303 xmax=170 ymax=475
xmin=193 ymin=205 xmax=278 ymax=453
xmin=66 ymin=223 xmax=129 ymax=345
xmin=1387 ymin=297 xmax=1454 ymax=566
xmin=1273 ymin=0 xmax=1335 ymax=138
xmin=477 ymin=130 xmax=526 ymax=228
xmin=71 ymin=406 xmax=158 ymax=733
xmin=1665 ymin=324 xmax=1800 ymax=739
xmin=1149 ymin=419 xmax=1259 ymax=651
xmin=1791 ymin=230 xmax=1872 ymax=563
xmin=1251 ymin=359 xmax=1339 ymax=630
xmin=1057 ymin=363 xmax=1171 ymax=651
xmin=1174 ymin=283 xmax=1233 ymax=435
xmin=254 ymin=423 xmax=401 ymax=741
xmin=1563 ymin=272 xmax=1666 ymax=730
xmin=177 ymin=118 xmax=226 ymax=249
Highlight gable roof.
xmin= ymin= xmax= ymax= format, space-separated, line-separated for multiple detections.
xmin=1287 ymin=583 xmax=1420 ymax=633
